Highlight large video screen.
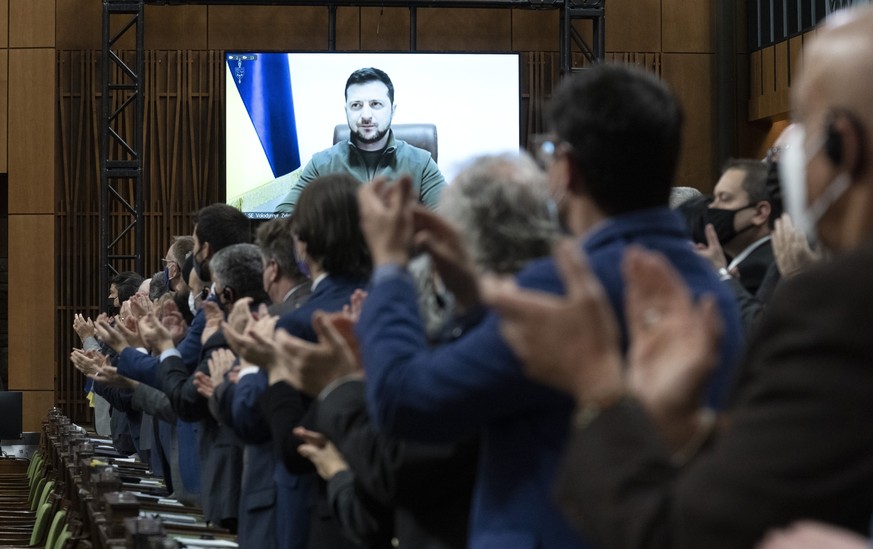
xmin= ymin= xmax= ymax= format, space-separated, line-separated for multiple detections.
xmin=225 ymin=52 xmax=521 ymax=217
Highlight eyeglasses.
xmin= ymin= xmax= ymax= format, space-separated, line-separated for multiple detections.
xmin=531 ymin=134 xmax=574 ymax=170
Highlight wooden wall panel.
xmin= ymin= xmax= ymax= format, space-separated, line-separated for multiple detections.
xmin=1 ymin=0 xmax=8 ymax=48
xmin=21 ymin=391 xmax=55 ymax=432
xmin=662 ymin=53 xmax=715 ymax=190
xmin=774 ymin=40 xmax=789 ymax=113
xmin=511 ymin=9 xmax=558 ymax=52
xmin=56 ymin=0 xmax=100 ymax=50
xmin=334 ymin=7 xmax=361 ymax=51
xmin=759 ymin=45 xmax=775 ymax=115
xmin=144 ymin=5 xmax=207 ymax=50
xmin=662 ymin=0 xmax=713 ymax=53
xmin=8 ymin=215 xmax=55 ymax=391
xmin=416 ymin=8 xmax=511 ymax=51
xmin=0 ymin=49 xmax=7 ymax=173
xmin=360 ymin=7 xmax=410 ymax=51
xmin=207 ymin=6 xmax=329 ymax=51
xmin=9 ymin=0 xmax=54 ymax=48
xmin=789 ymin=35 xmax=803 ymax=88
xmin=604 ymin=0 xmax=660 ymax=53
xmin=8 ymin=48 xmax=54 ymax=214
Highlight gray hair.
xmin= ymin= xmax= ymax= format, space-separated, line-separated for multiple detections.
xmin=439 ymin=153 xmax=558 ymax=274
xmin=255 ymin=217 xmax=303 ymax=281
xmin=669 ymin=186 xmax=704 ymax=209
xmin=209 ymin=243 xmax=267 ymax=300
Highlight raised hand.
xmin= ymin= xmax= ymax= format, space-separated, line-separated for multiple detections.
xmin=694 ymin=223 xmax=729 ymax=272
xmin=622 ymin=246 xmax=722 ymax=450
xmin=160 ymin=301 xmax=188 ymax=344
xmin=272 ymin=312 xmax=361 ymax=397
xmin=201 ymin=301 xmax=225 ymax=346
xmin=94 ymin=317 xmax=129 ymax=354
xmin=227 ymin=297 xmax=255 ymax=336
xmin=294 ymin=427 xmax=348 ymax=481
xmin=413 ymin=206 xmax=480 ymax=312
xmin=772 ymin=213 xmax=820 ymax=278
xmin=193 ymin=371 xmax=215 ymax=399
xmin=70 ymin=348 xmax=103 ymax=377
xmin=223 ymin=312 xmax=279 ymax=368
xmin=208 ymin=348 xmax=237 ymax=387
xmin=358 ymin=176 xmax=416 ymax=267
xmin=129 ymin=293 xmax=154 ymax=321
xmin=89 ymin=361 xmax=137 ymax=389
xmin=72 ymin=314 xmax=96 ymax=342
xmin=342 ymin=289 xmax=368 ymax=324
xmin=137 ymin=311 xmax=174 ymax=353
xmin=482 ymin=239 xmax=624 ymax=404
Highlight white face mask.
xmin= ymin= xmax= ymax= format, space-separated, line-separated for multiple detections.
xmin=778 ymin=127 xmax=852 ymax=243
xmin=188 ymin=291 xmax=198 ymax=317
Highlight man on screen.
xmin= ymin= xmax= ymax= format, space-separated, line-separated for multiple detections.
xmin=274 ymin=67 xmax=446 ymax=214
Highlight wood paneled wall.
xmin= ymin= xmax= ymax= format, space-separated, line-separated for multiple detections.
xmin=5 ymin=0 xmax=57 ymax=431
xmin=1 ymin=0 xmax=730 ymax=428
xmin=748 ymin=31 xmax=810 ymax=121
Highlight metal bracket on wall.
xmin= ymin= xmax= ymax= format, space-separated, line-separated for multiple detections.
xmin=101 ymin=0 xmax=145 ymax=299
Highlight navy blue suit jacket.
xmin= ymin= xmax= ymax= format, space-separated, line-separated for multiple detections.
xmin=357 ymin=207 xmax=743 ymax=549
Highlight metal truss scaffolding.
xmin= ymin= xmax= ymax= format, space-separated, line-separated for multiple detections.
xmin=101 ymin=1 xmax=145 ymax=296
xmin=99 ymin=1 xmax=603 ymax=298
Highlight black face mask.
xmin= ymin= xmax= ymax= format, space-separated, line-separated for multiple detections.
xmin=705 ymin=205 xmax=755 ymax=245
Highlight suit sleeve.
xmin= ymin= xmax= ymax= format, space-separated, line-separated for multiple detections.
xmin=257 ymin=381 xmax=315 ymax=474
xmin=229 ymin=370 xmax=272 ymax=444
xmin=554 ymin=264 xmax=873 ymax=549
xmin=325 ymin=469 xmax=395 ymax=548
xmin=357 ymin=269 xmax=564 ymax=443
xmin=131 ymin=383 xmax=177 ymax=423
xmin=316 ymin=379 xmax=402 ymax=505
xmin=116 ymin=348 xmax=161 ymax=388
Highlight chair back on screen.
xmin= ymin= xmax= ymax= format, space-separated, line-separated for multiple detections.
xmin=333 ymin=123 xmax=438 ymax=162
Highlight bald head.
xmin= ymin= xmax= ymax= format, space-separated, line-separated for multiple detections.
xmin=790 ymin=5 xmax=873 ymax=251
xmin=798 ymin=6 xmax=873 ymax=136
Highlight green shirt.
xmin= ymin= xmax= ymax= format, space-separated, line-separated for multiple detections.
xmin=275 ymin=131 xmax=446 ymax=214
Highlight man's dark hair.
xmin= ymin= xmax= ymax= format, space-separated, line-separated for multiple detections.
xmin=722 ymin=158 xmax=770 ymax=204
xmin=192 ymin=204 xmax=252 ymax=254
xmin=345 ymin=67 xmax=394 ymax=104
xmin=723 ymin=158 xmax=779 ymax=227
xmin=546 ymin=64 xmax=683 ymax=215
xmin=111 ymin=271 xmax=144 ymax=304
xmin=256 ymin=217 xmax=305 ymax=282
xmin=291 ymin=173 xmax=372 ymax=280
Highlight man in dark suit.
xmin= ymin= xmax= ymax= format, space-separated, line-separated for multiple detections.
xmin=356 ymin=64 xmax=744 ymax=548
xmin=700 ymin=159 xmax=778 ymax=296
xmin=483 ymin=7 xmax=873 ymax=548
xmin=217 ymin=217 xmax=314 ymax=549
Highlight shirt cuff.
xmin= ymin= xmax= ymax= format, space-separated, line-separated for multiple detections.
xmin=238 ymin=366 xmax=260 ymax=379
xmin=160 ymin=348 xmax=182 ymax=362
xmin=372 ymin=263 xmax=412 ymax=286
